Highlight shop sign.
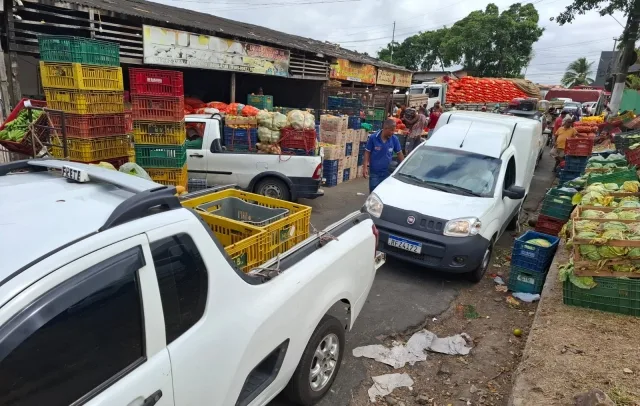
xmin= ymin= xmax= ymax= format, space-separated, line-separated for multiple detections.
xmin=376 ymin=68 xmax=412 ymax=87
xmin=142 ymin=25 xmax=290 ymax=77
xmin=330 ymin=59 xmax=376 ymax=84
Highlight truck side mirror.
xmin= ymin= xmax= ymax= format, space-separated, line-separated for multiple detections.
xmin=504 ymin=185 xmax=526 ymax=200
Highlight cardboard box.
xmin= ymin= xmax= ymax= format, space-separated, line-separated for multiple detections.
xmin=323 ymin=144 xmax=342 ymax=160
xmin=337 ymin=169 xmax=344 ymax=184
xmin=358 ymin=129 xmax=370 ymax=142
xmin=345 ymin=129 xmax=356 ymax=143
xmin=320 ymin=115 xmax=348 ymax=132
xmin=321 ymin=130 xmax=346 ymax=146
xmin=225 ymin=115 xmax=258 ymax=126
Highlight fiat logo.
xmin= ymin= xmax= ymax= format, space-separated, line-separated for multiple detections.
xmin=407 ymin=216 xmax=415 ymax=225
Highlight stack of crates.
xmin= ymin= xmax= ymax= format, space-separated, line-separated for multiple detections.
xmin=38 ymin=36 xmax=130 ymax=167
xmin=559 ymin=138 xmax=594 ymax=184
xmin=508 ymin=231 xmax=559 ymax=295
xmin=129 ymin=68 xmax=186 ymax=190
xmin=536 ymin=187 xmax=575 ymax=236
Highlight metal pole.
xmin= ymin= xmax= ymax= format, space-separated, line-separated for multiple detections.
xmin=610 ymin=4 xmax=640 ymax=114
xmin=230 ymin=73 xmax=236 ymax=103
xmin=611 ymin=37 xmax=618 ymax=78
xmin=390 ymin=21 xmax=396 ymax=64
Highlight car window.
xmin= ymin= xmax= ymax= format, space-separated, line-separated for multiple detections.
xmin=0 ymin=248 xmax=145 ymax=406
xmin=151 ymin=233 xmax=208 ymax=345
xmin=504 ymin=157 xmax=516 ymax=190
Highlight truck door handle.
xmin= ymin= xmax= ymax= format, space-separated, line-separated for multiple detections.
xmin=142 ymin=390 xmax=162 ymax=406
xmin=190 ymin=153 xmax=204 ymax=158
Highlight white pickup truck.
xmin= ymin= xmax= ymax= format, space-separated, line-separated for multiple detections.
xmin=0 ymin=159 xmax=384 ymax=406
xmin=186 ymin=114 xmax=324 ymax=202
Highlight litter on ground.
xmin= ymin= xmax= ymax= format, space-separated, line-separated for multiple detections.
xmin=512 ymin=292 xmax=541 ymax=302
xmin=353 ymin=330 xmax=473 ymax=369
xmin=368 ymin=373 xmax=414 ymax=402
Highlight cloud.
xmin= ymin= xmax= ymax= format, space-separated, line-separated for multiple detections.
xmin=152 ymin=0 xmax=625 ymax=84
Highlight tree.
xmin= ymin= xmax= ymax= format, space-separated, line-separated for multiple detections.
xmin=377 ymin=3 xmax=544 ymax=77
xmin=553 ymin=0 xmax=640 ymax=112
xmin=561 ymin=58 xmax=595 ymax=87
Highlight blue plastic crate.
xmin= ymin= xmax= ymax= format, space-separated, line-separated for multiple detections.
xmin=564 ymin=156 xmax=589 ymax=173
xmin=323 ymin=159 xmax=340 ymax=171
xmin=343 ymin=168 xmax=351 ymax=182
xmin=508 ymin=266 xmax=547 ymax=294
xmin=345 ymin=142 xmax=353 ymax=156
xmin=372 ymin=120 xmax=383 ymax=131
xmin=223 ymin=127 xmax=257 ymax=147
xmin=328 ymin=96 xmax=344 ymax=109
xmin=511 ymin=231 xmax=560 ymax=273
xmin=348 ymin=116 xmax=361 ymax=130
xmin=559 ymin=169 xmax=582 ymax=185
xmin=324 ymin=172 xmax=339 ymax=187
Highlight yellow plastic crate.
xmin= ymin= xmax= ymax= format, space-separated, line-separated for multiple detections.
xmin=133 ymin=120 xmax=186 ymax=145
xmin=197 ymin=212 xmax=269 ymax=272
xmin=44 ymin=89 xmax=124 ymax=114
xmin=147 ymin=166 xmax=188 ymax=188
xmin=128 ymin=148 xmax=135 ymax=163
xmin=182 ymin=189 xmax=311 ymax=263
xmin=39 ymin=61 xmax=124 ymax=91
xmin=50 ymin=134 xmax=130 ymax=162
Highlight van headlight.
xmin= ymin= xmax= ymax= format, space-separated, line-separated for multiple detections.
xmin=444 ymin=217 xmax=481 ymax=237
xmin=364 ymin=193 xmax=384 ymax=218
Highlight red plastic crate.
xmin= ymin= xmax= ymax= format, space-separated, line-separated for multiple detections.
xmin=279 ymin=128 xmax=317 ymax=151
xmin=626 ymin=148 xmax=640 ymax=166
xmin=131 ymin=95 xmax=184 ymax=121
xmin=124 ymin=110 xmax=133 ymax=133
xmin=565 ymin=137 xmax=594 ymax=157
xmin=129 ymin=68 xmax=184 ymax=97
xmin=534 ymin=214 xmax=566 ymax=236
xmin=49 ymin=113 xmax=128 ymax=138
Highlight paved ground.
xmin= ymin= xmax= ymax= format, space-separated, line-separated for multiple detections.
xmin=272 ymin=150 xmax=556 ymax=405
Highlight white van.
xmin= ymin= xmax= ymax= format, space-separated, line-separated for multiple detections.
xmin=363 ymin=111 xmax=542 ymax=282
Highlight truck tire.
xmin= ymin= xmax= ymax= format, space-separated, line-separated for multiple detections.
xmin=255 ymin=177 xmax=291 ymax=201
xmin=506 ymin=202 xmax=524 ymax=231
xmin=284 ymin=315 xmax=345 ymax=405
xmin=467 ymin=239 xmax=493 ymax=283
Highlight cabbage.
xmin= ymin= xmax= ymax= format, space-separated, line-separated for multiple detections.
xmin=582 ymin=210 xmax=605 ymax=219
xmin=613 ymin=264 xmax=636 ymax=272
xmin=622 ymin=181 xmax=640 ymax=193
xmin=588 ymin=162 xmax=603 ymax=168
xmin=618 ymin=211 xmax=639 ymax=220
xmin=604 ymin=212 xmax=619 ymax=219
xmin=605 ymin=153 xmax=625 ymax=161
xmin=601 ymin=230 xmax=625 ymax=240
xmin=119 ymin=163 xmax=151 ymax=180
xmin=273 ymin=112 xmax=288 ymax=130
xmin=628 ymin=248 xmax=640 ymax=258
xmin=580 ymin=245 xmax=601 ymax=260
xmin=270 ymin=130 xmax=281 ymax=143
xmin=619 ymin=200 xmax=640 ymax=208
xmin=576 ymin=231 xmax=599 ymax=239
xmin=257 ymin=111 xmax=272 ymax=128
xmin=585 ymin=183 xmax=606 ymax=194
xmin=258 ymin=126 xmax=272 ymax=142
xmin=303 ymin=112 xmax=315 ymax=129
xmin=580 ymin=191 xmax=604 ymax=205
xmin=287 ymin=110 xmax=312 ymax=130
xmin=603 ymin=221 xmax=629 ymax=232
xmin=598 ymin=245 xmax=628 ymax=258
xmin=574 ymin=220 xmax=600 ymax=232
xmin=604 ymin=183 xmax=620 ymax=191
xmin=527 ymin=238 xmax=551 ymax=247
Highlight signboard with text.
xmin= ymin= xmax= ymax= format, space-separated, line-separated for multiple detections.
xmin=330 ymin=59 xmax=376 ymax=84
xmin=376 ymin=68 xmax=412 ymax=87
xmin=142 ymin=25 xmax=290 ymax=77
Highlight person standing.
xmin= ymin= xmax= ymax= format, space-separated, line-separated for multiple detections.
xmin=402 ymin=107 xmax=428 ymax=154
xmin=553 ymin=116 xmax=579 ymax=171
xmin=426 ymin=101 xmax=443 ymax=138
xmin=393 ymin=103 xmax=400 ymax=116
xmin=553 ymin=110 xmax=568 ymax=136
xmin=363 ymin=119 xmax=405 ymax=193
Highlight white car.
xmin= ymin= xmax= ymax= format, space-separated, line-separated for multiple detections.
xmin=364 ymin=112 xmax=541 ymax=282
xmin=0 ymin=159 xmax=384 ymax=406
xmin=186 ymin=114 xmax=324 ymax=201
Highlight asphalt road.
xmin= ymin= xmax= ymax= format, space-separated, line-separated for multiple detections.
xmin=272 ymin=150 xmax=556 ymax=405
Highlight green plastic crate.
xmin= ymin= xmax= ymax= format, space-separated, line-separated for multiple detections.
xmin=586 ymin=167 xmax=637 ymax=186
xmin=374 ymin=108 xmax=385 ymax=121
xmin=247 ymin=95 xmax=273 ymax=111
xmin=38 ymin=35 xmax=120 ymax=67
xmin=508 ymin=266 xmax=547 ymax=294
xmin=563 ymin=277 xmax=640 ymax=317
xmin=540 ymin=194 xmax=574 ymax=220
xmin=135 ymin=143 xmax=187 ymax=168
xmin=547 ymin=187 xmax=577 ymax=200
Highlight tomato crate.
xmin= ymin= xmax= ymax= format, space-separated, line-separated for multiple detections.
xmin=563 ymin=277 xmax=640 ymax=317
xmin=134 ymin=143 xmax=186 ymax=168
xmin=534 ymin=214 xmax=566 ymax=236
xmin=564 ymin=137 xmax=594 ymax=156
xmin=279 ymin=128 xmax=317 ymax=152
xmin=146 ymin=166 xmax=188 ymax=188
xmin=133 ymin=121 xmax=186 ymax=145
xmin=246 ymin=94 xmax=273 ymax=111
xmin=511 ymin=230 xmax=560 ymax=273
xmin=39 ymin=62 xmax=123 ymax=91
xmin=508 ymin=266 xmax=547 ymax=294
xmin=49 ymin=113 xmax=128 ymax=139
xmin=129 ymin=68 xmax=184 ymax=97
xmin=38 ymin=35 xmax=120 ymax=66
xmin=131 ymin=95 xmax=184 ymax=121
xmin=197 ymin=212 xmax=269 ymax=272
xmin=50 ymin=134 xmax=130 ymax=162
xmin=44 ymin=89 xmax=124 ymax=114
xmin=182 ymin=189 xmax=311 ymax=262
xmin=587 ymin=167 xmax=637 ymax=186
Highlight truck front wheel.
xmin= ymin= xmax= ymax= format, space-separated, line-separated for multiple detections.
xmin=284 ymin=315 xmax=345 ymax=405
xmin=467 ymin=240 xmax=493 ymax=283
xmin=255 ymin=177 xmax=291 ymax=201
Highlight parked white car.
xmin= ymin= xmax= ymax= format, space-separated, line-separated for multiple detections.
xmin=0 ymin=159 xmax=384 ymax=406
xmin=364 ymin=112 xmax=541 ymax=282
xmin=186 ymin=114 xmax=323 ymax=201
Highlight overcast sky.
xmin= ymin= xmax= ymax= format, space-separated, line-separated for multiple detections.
xmin=154 ymin=0 xmax=625 ymax=84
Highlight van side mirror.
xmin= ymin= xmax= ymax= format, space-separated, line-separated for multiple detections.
xmin=388 ymin=161 xmax=399 ymax=174
xmin=504 ymin=185 xmax=526 ymax=200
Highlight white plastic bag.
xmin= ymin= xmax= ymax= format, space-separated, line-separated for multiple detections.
xmin=119 ymin=162 xmax=152 ymax=181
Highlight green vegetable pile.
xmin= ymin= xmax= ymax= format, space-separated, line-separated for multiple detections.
xmin=573 ymin=182 xmax=640 ymax=207
xmin=0 ymin=110 xmax=42 ymax=142
xmin=558 ymin=260 xmax=597 ymax=289
xmin=572 ymin=215 xmax=640 ymax=268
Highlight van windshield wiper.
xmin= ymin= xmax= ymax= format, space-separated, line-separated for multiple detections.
xmin=396 ymin=173 xmax=450 ymax=192
xmin=428 ymin=182 xmax=482 ymax=197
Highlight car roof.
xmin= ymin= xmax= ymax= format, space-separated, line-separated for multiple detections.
xmin=0 ymin=160 xmax=176 ymax=281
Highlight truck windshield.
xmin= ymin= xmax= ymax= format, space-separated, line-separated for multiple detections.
xmin=409 ymin=88 xmax=425 ymax=95
xmin=394 ymin=146 xmax=501 ymax=197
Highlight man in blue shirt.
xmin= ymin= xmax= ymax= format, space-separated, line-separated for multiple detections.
xmin=363 ymin=119 xmax=405 ymax=193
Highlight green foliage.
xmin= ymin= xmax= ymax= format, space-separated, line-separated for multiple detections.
xmin=377 ymin=3 xmax=544 ymax=77
xmin=554 ymin=0 xmax=635 ymax=25
xmin=561 ymin=57 xmax=595 ymax=87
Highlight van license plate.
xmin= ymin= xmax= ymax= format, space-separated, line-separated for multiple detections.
xmin=388 ymin=235 xmax=422 ymax=254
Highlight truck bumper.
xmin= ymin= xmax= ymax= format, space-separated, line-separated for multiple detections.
xmin=290 ymin=177 xmax=324 ymax=200
xmin=371 ymin=216 xmax=490 ymax=273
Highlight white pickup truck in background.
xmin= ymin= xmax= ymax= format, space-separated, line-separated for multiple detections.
xmin=0 ymin=159 xmax=384 ymax=406
xmin=186 ymin=114 xmax=324 ymax=202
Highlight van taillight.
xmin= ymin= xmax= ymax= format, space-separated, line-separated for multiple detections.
xmin=372 ymin=224 xmax=379 ymax=254
xmin=312 ymin=163 xmax=322 ymax=180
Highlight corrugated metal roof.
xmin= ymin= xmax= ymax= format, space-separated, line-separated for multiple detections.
xmin=63 ymin=0 xmax=411 ymax=72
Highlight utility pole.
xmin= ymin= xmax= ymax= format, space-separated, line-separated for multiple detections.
xmin=390 ymin=21 xmax=396 ymax=64
xmin=611 ymin=37 xmax=618 ymax=76
xmin=610 ymin=1 xmax=640 ymax=114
